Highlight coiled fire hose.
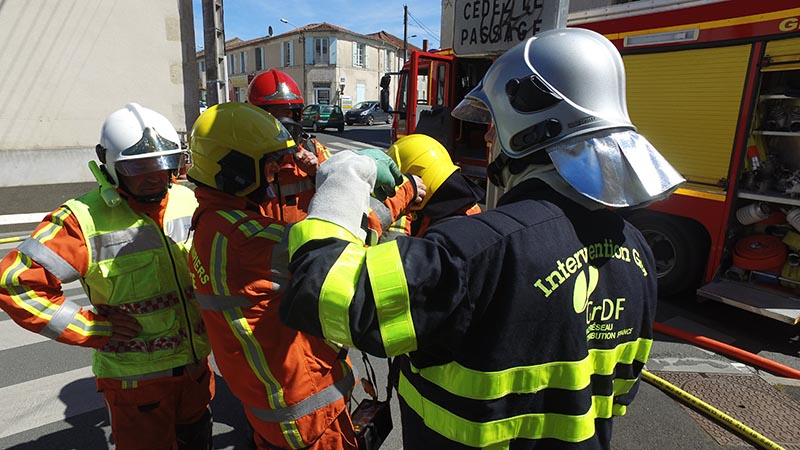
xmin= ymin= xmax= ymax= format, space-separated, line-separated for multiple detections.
xmin=642 ymin=370 xmax=785 ymax=450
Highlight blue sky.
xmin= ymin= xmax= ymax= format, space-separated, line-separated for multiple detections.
xmin=192 ymin=0 xmax=441 ymax=50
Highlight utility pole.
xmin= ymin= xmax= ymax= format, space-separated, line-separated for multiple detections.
xmin=202 ymin=0 xmax=227 ymax=105
xmin=403 ymin=4 xmax=408 ymax=61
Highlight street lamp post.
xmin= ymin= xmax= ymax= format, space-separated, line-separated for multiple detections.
xmin=280 ymin=18 xmax=307 ymax=102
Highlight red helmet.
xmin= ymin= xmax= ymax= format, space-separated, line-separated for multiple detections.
xmin=247 ymin=69 xmax=304 ymax=110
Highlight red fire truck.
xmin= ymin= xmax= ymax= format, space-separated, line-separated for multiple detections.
xmin=390 ymin=0 xmax=800 ymax=323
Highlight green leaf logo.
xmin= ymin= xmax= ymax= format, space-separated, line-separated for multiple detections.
xmin=573 ymin=266 xmax=599 ymax=314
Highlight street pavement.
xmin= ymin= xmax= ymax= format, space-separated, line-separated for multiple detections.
xmin=1 ymin=127 xmax=799 ymax=449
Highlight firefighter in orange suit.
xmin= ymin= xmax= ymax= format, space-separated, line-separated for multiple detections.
xmin=247 ymin=68 xmax=331 ymax=222
xmin=381 ymin=134 xmax=483 ymax=241
xmin=0 ymin=103 xmax=214 ymax=450
xmin=248 ymin=69 xmax=425 ymax=232
xmin=186 ymin=102 xmax=357 ymax=450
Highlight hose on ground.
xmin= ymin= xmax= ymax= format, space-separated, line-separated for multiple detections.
xmin=642 ymin=370 xmax=785 ymax=450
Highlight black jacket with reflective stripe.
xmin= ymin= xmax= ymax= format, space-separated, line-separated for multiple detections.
xmin=282 ymin=179 xmax=657 ymax=449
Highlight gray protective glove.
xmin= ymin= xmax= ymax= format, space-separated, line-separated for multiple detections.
xmin=307 ymin=151 xmax=377 ymax=242
xmin=355 ymin=148 xmax=403 ymax=201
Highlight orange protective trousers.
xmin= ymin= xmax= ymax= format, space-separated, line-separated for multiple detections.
xmin=97 ymin=361 xmax=215 ymax=450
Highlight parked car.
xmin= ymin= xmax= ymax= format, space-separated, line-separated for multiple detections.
xmin=301 ymin=104 xmax=345 ymax=132
xmin=345 ymin=101 xmax=393 ymax=126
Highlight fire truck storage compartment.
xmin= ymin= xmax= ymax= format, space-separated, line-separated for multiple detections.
xmin=719 ymin=65 xmax=800 ymax=321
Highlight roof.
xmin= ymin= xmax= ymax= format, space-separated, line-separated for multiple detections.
xmin=197 ymin=23 xmax=414 ymax=57
xmin=366 ymin=31 xmax=422 ymax=52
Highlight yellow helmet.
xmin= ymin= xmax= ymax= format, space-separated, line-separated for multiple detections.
xmin=188 ymin=102 xmax=296 ymax=197
xmin=387 ymin=134 xmax=458 ymax=209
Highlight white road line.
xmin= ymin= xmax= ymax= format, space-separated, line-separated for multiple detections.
xmin=0 ymin=281 xmax=89 ymax=351
xmin=0 ymin=212 xmax=49 ymax=226
xmin=0 ymin=366 xmax=101 ymax=439
xmin=324 ymin=141 xmax=379 ymax=151
xmin=0 ymin=320 xmax=51 ymax=350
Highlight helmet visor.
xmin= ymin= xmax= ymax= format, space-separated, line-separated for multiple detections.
xmin=263 ymin=145 xmax=299 ymax=164
xmin=116 ymin=152 xmax=185 ymax=176
xmin=452 ymin=97 xmax=492 ymax=124
xmin=548 ymin=130 xmax=685 ymax=207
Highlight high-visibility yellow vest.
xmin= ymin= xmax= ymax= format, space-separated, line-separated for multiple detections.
xmin=66 ymin=185 xmax=210 ymax=379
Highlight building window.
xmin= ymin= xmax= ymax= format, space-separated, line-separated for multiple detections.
xmin=240 ymin=51 xmax=246 ymax=73
xmin=314 ymin=38 xmax=329 ymax=65
xmin=354 ymin=43 xmax=365 ymax=67
xmin=385 ymin=50 xmax=392 ymax=72
xmin=255 ymin=47 xmax=264 ymax=71
xmin=227 ymin=54 xmax=235 ymax=73
xmin=199 ymin=60 xmax=205 ymax=73
xmin=284 ymin=41 xmax=292 ymax=66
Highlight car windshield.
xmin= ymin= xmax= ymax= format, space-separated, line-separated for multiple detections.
xmin=320 ymin=105 xmax=336 ymax=114
xmin=353 ymin=102 xmax=374 ymax=110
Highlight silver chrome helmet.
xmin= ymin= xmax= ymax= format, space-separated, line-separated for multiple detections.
xmin=452 ymin=28 xmax=684 ymax=207
xmin=97 ymin=103 xmax=184 ymax=186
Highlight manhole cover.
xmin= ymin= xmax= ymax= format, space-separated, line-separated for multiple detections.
xmin=653 ymin=371 xmax=800 ymax=449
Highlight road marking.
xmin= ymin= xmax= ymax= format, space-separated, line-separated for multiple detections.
xmin=324 ymin=141 xmax=381 ymax=151
xmin=0 ymin=320 xmax=51 ymax=350
xmin=0 ymin=365 xmax=101 ymax=439
xmin=0 ymin=212 xmax=48 ymax=226
xmin=0 ymin=282 xmax=89 ymax=351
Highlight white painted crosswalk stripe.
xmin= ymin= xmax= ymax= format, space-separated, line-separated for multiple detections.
xmin=0 ymin=366 xmax=101 ymax=439
xmin=0 ymin=212 xmax=49 ymax=226
xmin=324 ymin=141 xmax=381 ymax=151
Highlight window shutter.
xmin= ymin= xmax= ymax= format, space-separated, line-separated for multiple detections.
xmin=281 ymin=44 xmax=285 ymax=67
xmin=353 ymin=41 xmax=358 ymax=66
xmin=365 ymin=45 xmax=370 ymax=69
xmin=330 ymin=36 xmax=337 ymax=64
xmin=306 ymin=37 xmax=314 ymax=65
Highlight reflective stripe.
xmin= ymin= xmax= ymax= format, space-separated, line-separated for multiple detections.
xmin=224 ymin=307 xmax=304 ymax=448
xmin=87 ymin=227 xmax=164 ymax=262
xmin=238 ymin=220 xmax=284 ymax=242
xmin=1 ymin=253 xmax=112 ymax=338
xmin=366 ymin=241 xmax=416 ymax=356
xmin=416 ymin=338 xmax=653 ymax=400
xmin=41 ymin=300 xmax=80 ymax=339
xmin=210 ymin=233 xmax=230 ymax=296
xmin=369 ymin=198 xmax=393 ymax=231
xmin=317 ymin=244 xmax=366 ymax=346
xmin=165 ymin=215 xmax=192 ymax=243
xmin=270 ymin=226 xmax=291 ymax=292
xmin=217 ymin=210 xmax=248 ymax=224
xmin=248 ymin=369 xmax=354 ymax=422
xmin=398 ymin=372 xmax=618 ymax=447
xmin=195 ymin=292 xmax=252 ymax=310
xmin=278 ymin=179 xmax=314 ymax=197
xmin=386 ymin=215 xmax=409 ymax=237
xmin=288 ymin=219 xmax=361 ymax=259
xmin=31 ymin=207 xmax=71 ymax=243
xmin=17 ymin=238 xmax=80 ymax=282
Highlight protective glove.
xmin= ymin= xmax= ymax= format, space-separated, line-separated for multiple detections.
xmin=307 ymin=151 xmax=377 ymax=242
xmin=355 ymin=148 xmax=403 ymax=201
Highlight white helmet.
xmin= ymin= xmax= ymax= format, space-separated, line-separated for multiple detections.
xmin=97 ymin=103 xmax=184 ymax=186
xmin=452 ymin=28 xmax=684 ymax=207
